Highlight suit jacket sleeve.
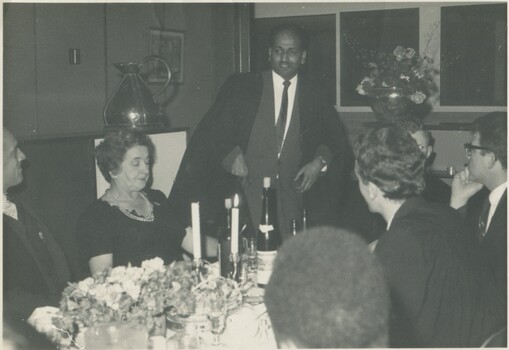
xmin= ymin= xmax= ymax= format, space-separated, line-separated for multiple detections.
xmin=300 ymin=78 xmax=354 ymax=225
xmin=168 ymin=74 xmax=261 ymax=227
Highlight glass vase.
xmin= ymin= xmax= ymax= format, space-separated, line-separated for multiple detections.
xmin=84 ymin=323 xmax=148 ymax=349
xmin=371 ymin=88 xmax=412 ymax=122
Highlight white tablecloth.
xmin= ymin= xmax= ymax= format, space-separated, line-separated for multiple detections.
xmin=161 ymin=298 xmax=276 ymax=349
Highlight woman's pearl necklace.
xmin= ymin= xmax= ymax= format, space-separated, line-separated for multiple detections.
xmin=105 ymin=189 xmax=154 ymax=222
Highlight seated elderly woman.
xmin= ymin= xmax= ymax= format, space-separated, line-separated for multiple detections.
xmin=264 ymin=226 xmax=390 ymax=349
xmin=77 ymin=129 xmax=216 ymax=276
xmin=354 ymin=126 xmax=505 ymax=347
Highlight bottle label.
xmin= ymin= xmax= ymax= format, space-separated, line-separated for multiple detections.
xmin=259 ymin=224 xmax=274 ymax=233
xmin=256 ymin=250 xmax=277 ymax=285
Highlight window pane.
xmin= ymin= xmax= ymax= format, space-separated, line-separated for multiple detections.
xmin=340 ymin=8 xmax=419 ymax=106
xmin=441 ymin=4 xmax=507 ymax=106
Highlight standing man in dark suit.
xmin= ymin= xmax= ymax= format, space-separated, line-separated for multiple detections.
xmin=3 ymin=128 xmax=72 ymax=348
xmin=450 ymin=112 xmax=507 ymax=299
xmin=169 ymin=23 xmax=352 ymax=239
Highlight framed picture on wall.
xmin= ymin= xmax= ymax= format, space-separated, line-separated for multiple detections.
xmin=149 ymin=28 xmax=184 ymax=84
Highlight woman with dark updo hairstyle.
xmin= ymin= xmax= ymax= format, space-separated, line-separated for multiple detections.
xmin=354 ymin=126 xmax=505 ymax=347
xmin=77 ymin=129 xmax=214 ymax=276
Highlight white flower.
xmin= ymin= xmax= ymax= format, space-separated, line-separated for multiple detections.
xmin=356 ymin=83 xmax=366 ymax=95
xmin=142 ymin=257 xmax=165 ymax=272
xmin=400 ymin=74 xmax=410 ymax=82
xmin=123 ymin=266 xmax=144 ymax=281
xmin=405 ymin=48 xmax=416 ymax=59
xmin=410 ymin=91 xmax=426 ymax=104
xmin=122 ymin=280 xmax=141 ymax=300
xmin=356 ymin=77 xmax=373 ymax=96
xmin=89 ymin=284 xmax=110 ymax=303
xmin=77 ymin=277 xmax=94 ymax=293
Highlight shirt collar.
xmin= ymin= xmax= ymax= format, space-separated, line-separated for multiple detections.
xmin=272 ymin=71 xmax=298 ymax=87
xmin=489 ymin=182 xmax=507 ymax=207
xmin=3 ymin=192 xmax=18 ymax=220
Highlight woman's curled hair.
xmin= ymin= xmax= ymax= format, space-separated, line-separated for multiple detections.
xmin=96 ymin=128 xmax=155 ymax=183
xmin=355 ymin=126 xmax=426 ymax=200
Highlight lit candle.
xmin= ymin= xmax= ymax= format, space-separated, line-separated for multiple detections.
xmin=231 ymin=207 xmax=239 ymax=255
xmin=191 ymin=202 xmax=201 ymax=259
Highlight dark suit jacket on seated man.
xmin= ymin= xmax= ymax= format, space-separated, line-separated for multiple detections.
xmin=355 ymin=126 xmax=505 ymax=347
xmin=168 ymin=24 xmax=352 ymax=239
xmin=450 ymin=112 xmax=507 ymax=303
xmin=3 ymin=128 xmax=72 ymax=348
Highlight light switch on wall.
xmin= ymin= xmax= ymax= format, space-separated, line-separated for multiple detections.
xmin=69 ymin=48 xmax=80 ymax=65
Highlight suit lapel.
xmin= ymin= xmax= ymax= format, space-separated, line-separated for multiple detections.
xmin=5 ymin=206 xmax=62 ymax=294
xmin=4 ymin=213 xmax=52 ymax=285
xmin=297 ymin=76 xmax=312 ymax=135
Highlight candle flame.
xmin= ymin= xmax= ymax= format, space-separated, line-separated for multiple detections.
xmin=233 ymin=194 xmax=240 ymax=207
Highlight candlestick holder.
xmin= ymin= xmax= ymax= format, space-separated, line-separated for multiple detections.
xmin=228 ymin=253 xmax=241 ymax=282
xmin=193 ymin=258 xmax=204 ymax=281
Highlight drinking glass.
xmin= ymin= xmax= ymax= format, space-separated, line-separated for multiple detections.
xmin=241 ymin=237 xmax=257 ymax=284
xmin=199 ymin=290 xmax=227 ymax=346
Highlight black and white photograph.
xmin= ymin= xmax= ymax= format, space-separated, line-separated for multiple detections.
xmin=2 ymin=1 xmax=507 ymax=349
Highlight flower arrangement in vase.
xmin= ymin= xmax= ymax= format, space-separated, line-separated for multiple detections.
xmin=49 ymin=257 xmax=242 ymax=348
xmin=356 ymin=46 xmax=437 ymax=122
xmin=52 ymin=258 xmax=197 ymax=345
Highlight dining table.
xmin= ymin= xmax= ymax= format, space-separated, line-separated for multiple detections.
xmin=159 ymin=262 xmax=277 ymax=349
xmin=160 ymin=300 xmax=277 ymax=349
xmin=31 ymin=262 xmax=277 ymax=350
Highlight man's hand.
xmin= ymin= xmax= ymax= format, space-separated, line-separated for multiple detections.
xmin=231 ymin=152 xmax=248 ymax=178
xmin=294 ymin=158 xmax=323 ymax=193
xmin=450 ymin=167 xmax=483 ymax=209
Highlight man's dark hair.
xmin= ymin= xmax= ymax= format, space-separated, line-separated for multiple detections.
xmin=264 ymin=227 xmax=389 ymax=348
xmin=269 ymin=23 xmax=309 ymax=50
xmin=355 ymin=126 xmax=426 ymax=200
xmin=472 ymin=112 xmax=507 ymax=169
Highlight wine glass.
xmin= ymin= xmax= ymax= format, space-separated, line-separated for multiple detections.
xmin=205 ymin=292 xmax=227 ymax=346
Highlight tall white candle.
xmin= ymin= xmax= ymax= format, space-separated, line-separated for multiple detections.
xmin=231 ymin=208 xmax=239 ymax=255
xmin=191 ymin=202 xmax=201 ymax=259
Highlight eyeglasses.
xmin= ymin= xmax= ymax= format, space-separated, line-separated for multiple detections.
xmin=464 ymin=143 xmax=491 ymax=156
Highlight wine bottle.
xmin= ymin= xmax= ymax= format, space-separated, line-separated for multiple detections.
xmin=256 ymin=177 xmax=281 ymax=287
xmin=217 ymin=198 xmax=232 ymax=278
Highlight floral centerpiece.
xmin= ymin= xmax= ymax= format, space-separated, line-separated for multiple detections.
xmin=52 ymin=258 xmax=197 ymax=344
xmin=45 ymin=257 xmax=242 ymax=347
xmin=356 ymin=46 xmax=437 ymax=121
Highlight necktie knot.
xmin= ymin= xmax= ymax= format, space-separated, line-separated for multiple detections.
xmin=283 ymin=80 xmax=291 ymax=89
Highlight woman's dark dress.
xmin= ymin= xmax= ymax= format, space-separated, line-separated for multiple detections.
xmin=77 ymin=189 xmax=186 ymax=272
xmin=375 ymin=197 xmax=506 ymax=347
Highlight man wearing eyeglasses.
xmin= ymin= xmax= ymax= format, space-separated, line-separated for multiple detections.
xmin=450 ymin=112 xmax=507 ymax=301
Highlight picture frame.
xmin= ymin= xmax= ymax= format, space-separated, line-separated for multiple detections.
xmin=149 ymin=28 xmax=184 ymax=84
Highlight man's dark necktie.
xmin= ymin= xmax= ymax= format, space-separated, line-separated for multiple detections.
xmin=477 ymin=197 xmax=491 ymax=242
xmin=276 ymin=80 xmax=291 ymax=153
